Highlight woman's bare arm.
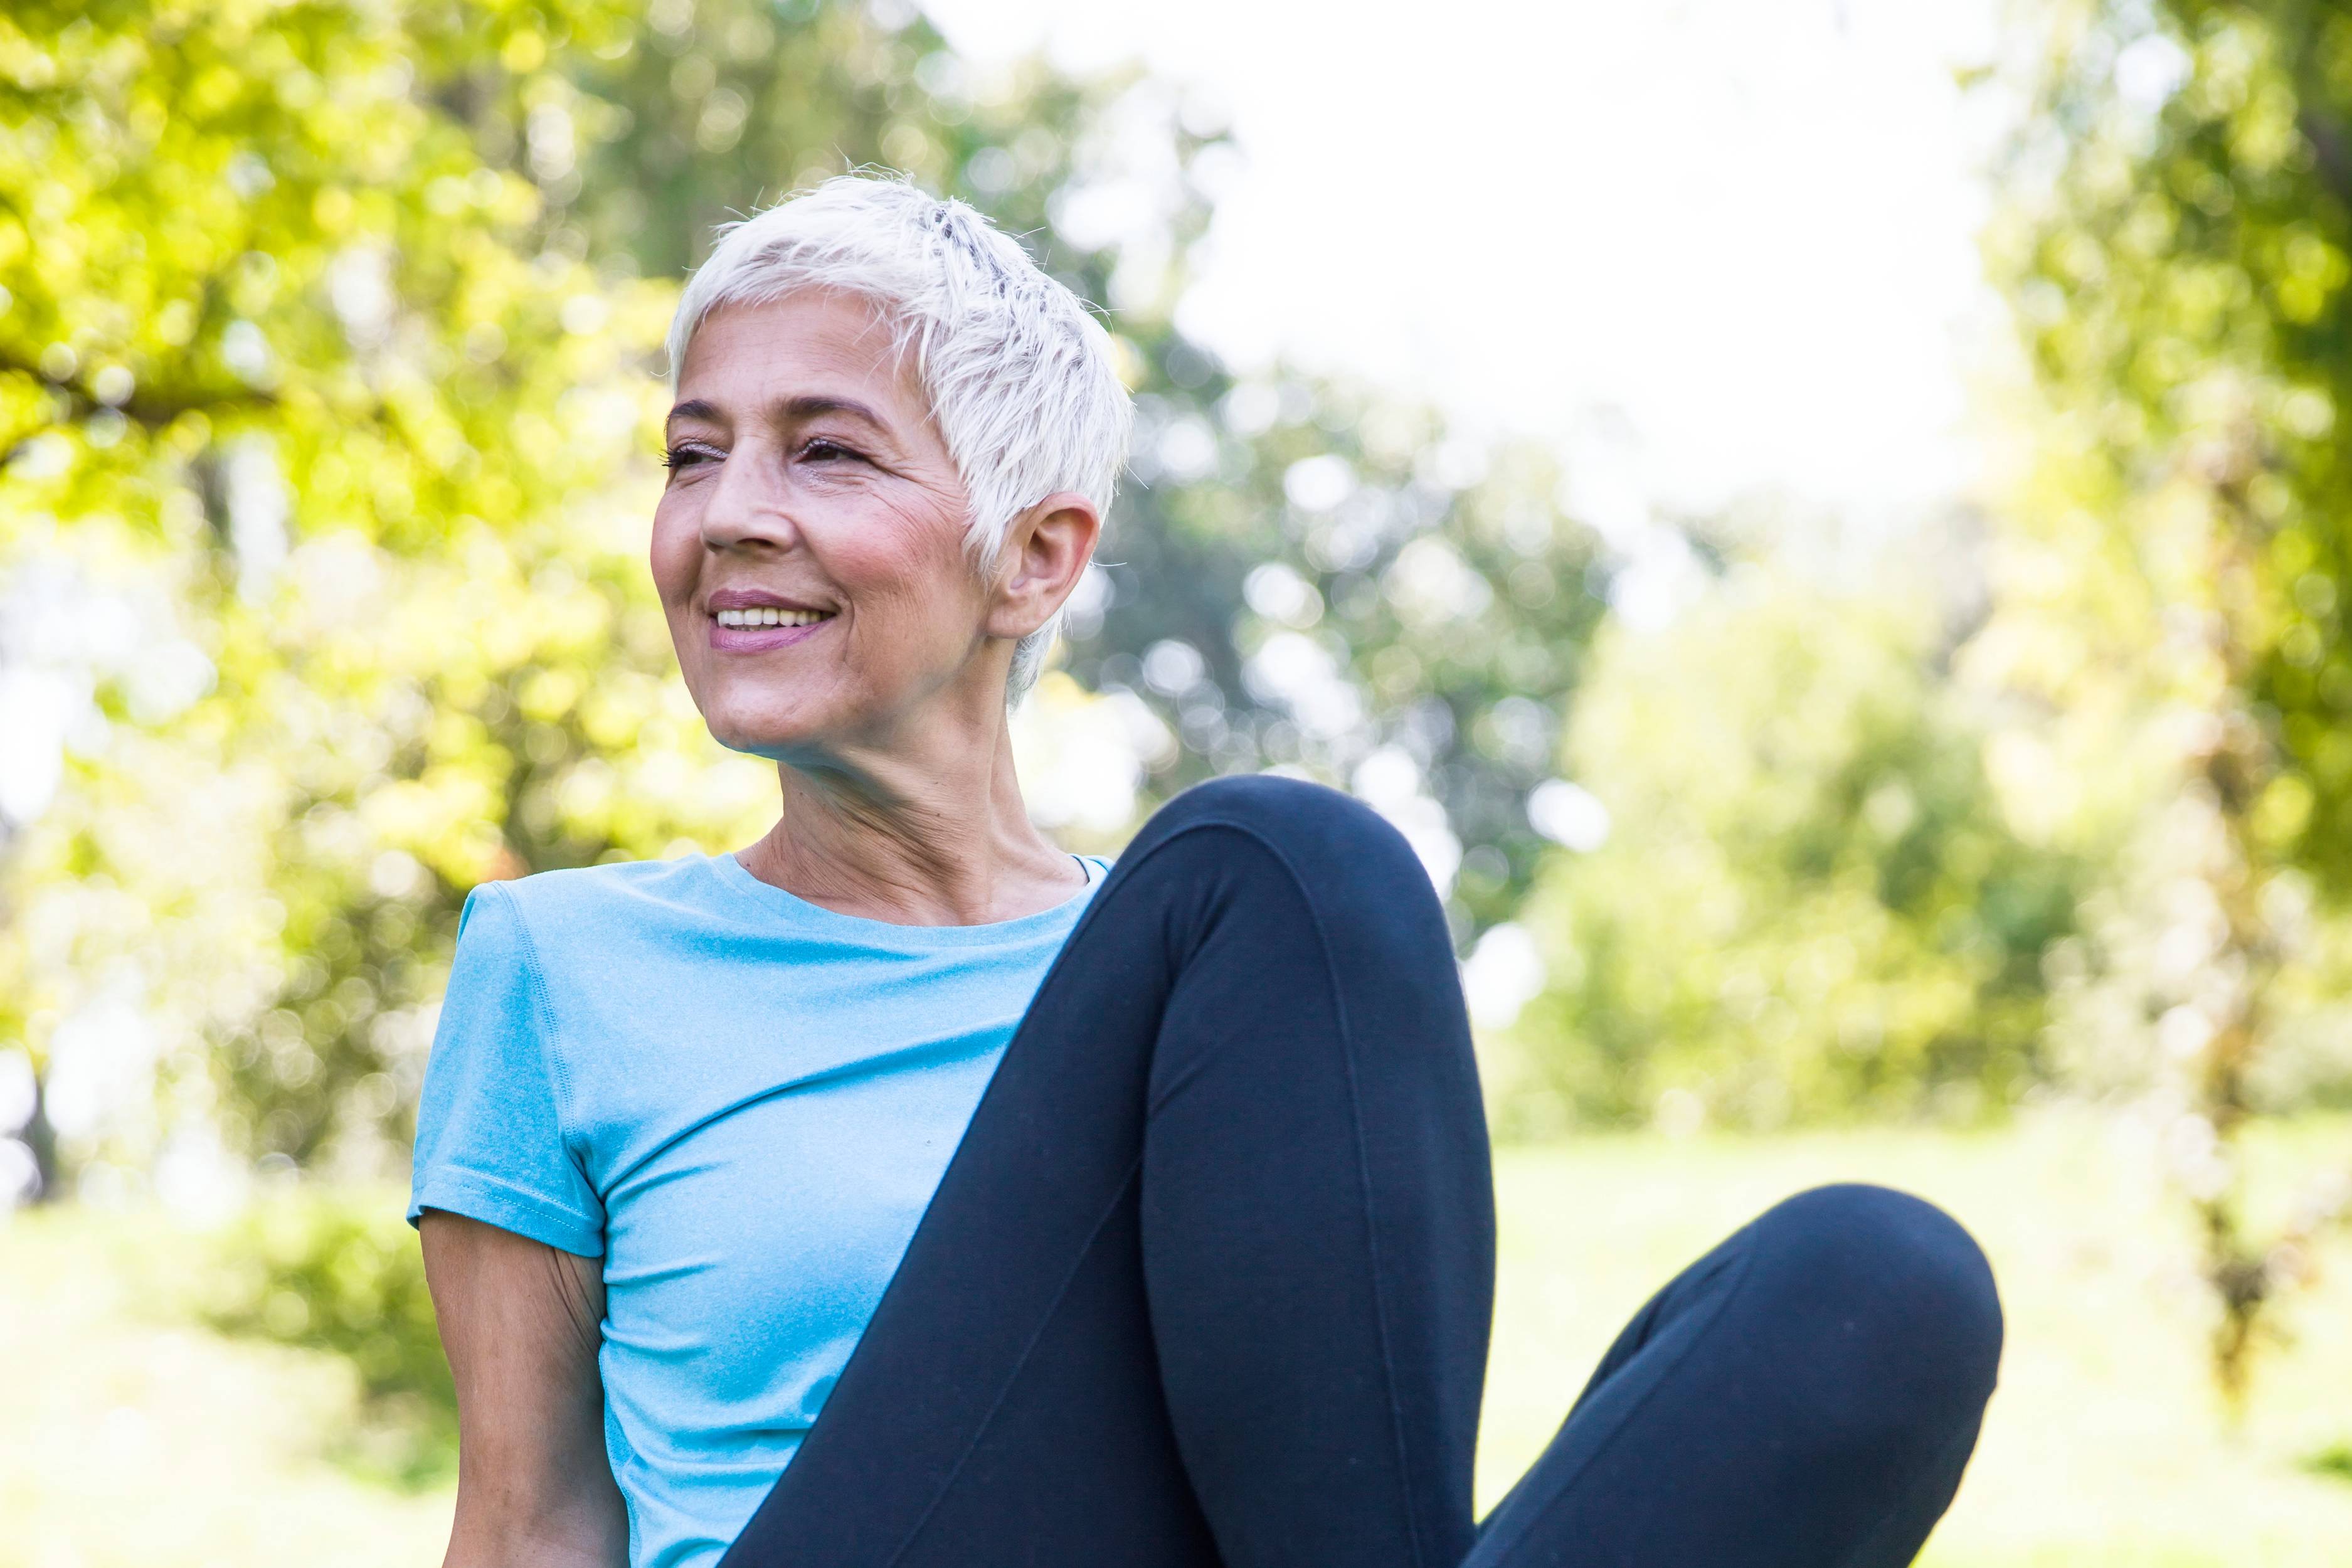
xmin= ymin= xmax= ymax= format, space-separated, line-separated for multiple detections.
xmin=422 ymin=1210 xmax=629 ymax=1568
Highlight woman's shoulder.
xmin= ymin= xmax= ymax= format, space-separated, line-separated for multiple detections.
xmin=467 ymin=855 xmax=723 ymax=948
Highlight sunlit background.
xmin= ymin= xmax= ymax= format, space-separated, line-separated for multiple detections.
xmin=4 ymin=0 xmax=2351 ymax=1562
xmin=933 ymin=0 xmax=2002 ymax=519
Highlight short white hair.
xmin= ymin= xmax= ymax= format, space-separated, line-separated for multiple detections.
xmin=665 ymin=174 xmax=1133 ymax=701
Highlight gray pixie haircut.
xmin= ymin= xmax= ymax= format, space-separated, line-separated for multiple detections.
xmin=665 ymin=173 xmax=1134 ymax=701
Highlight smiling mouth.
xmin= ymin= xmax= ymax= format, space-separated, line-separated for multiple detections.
xmin=712 ymin=607 xmax=834 ymax=629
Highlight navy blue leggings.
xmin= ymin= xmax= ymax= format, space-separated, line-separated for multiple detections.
xmin=719 ymin=776 xmax=2003 ymax=1568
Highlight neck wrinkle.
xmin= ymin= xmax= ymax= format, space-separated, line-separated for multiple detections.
xmin=741 ymin=697 xmax=1081 ymax=928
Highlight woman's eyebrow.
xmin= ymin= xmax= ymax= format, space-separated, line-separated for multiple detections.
xmin=768 ymin=393 xmax=891 ymax=432
xmin=665 ymin=394 xmax=893 ymax=434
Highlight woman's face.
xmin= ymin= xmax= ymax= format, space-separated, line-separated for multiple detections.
xmin=652 ymin=290 xmax=997 ymax=760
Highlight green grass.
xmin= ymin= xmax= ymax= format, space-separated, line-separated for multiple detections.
xmin=3 ymin=1111 xmax=2348 ymax=1566
xmin=1478 ymin=1113 xmax=2352 ymax=1566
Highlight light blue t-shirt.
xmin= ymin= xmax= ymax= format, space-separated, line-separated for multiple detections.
xmin=408 ymin=849 xmax=1107 ymax=1568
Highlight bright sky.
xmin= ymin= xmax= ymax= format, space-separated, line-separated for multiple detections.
xmin=925 ymin=0 xmax=2011 ymax=527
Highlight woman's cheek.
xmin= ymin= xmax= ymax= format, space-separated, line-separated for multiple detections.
xmin=836 ymin=507 xmax=967 ymax=612
xmin=649 ymin=502 xmax=701 ymax=609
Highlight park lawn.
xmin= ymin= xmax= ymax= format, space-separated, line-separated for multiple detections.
xmin=3 ymin=1111 xmax=2348 ymax=1567
xmin=1479 ymin=1111 xmax=2352 ymax=1566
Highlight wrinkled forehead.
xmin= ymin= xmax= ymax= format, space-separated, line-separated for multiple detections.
xmin=672 ymin=289 xmax=935 ymax=430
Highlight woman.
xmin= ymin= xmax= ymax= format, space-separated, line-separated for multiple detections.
xmin=411 ymin=175 xmax=2003 ymax=1568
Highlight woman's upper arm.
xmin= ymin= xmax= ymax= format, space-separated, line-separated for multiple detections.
xmin=423 ymin=1209 xmax=628 ymax=1568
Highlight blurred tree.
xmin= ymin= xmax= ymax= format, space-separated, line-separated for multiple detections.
xmin=0 ymin=0 xmax=680 ymax=1188
xmin=203 ymin=1187 xmax=457 ymax=1486
xmin=1990 ymin=0 xmax=2352 ymax=1408
xmin=0 ymin=0 xmax=1608 ymax=1197
xmin=1495 ymin=551 xmax=2084 ymax=1136
xmin=1071 ymin=387 xmax=1606 ymax=937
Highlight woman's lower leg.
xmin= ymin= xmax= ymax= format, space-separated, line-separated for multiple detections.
xmin=1470 ymin=1182 xmax=2004 ymax=1568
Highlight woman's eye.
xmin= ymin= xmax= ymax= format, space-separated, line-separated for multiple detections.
xmin=801 ymin=438 xmax=864 ymax=464
xmin=662 ymin=444 xmax=718 ymax=470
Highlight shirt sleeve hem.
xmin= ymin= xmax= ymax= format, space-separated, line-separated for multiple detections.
xmin=408 ymin=1167 xmax=605 ymax=1258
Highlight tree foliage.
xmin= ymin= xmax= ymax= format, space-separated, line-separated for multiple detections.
xmin=1496 ymin=551 xmax=2084 ymax=1136
xmin=201 ymin=1186 xmax=455 ymax=1487
xmin=1989 ymin=0 xmax=2352 ymax=1407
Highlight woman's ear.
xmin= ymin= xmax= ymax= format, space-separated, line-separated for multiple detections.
xmin=986 ymin=491 xmax=1102 ymax=641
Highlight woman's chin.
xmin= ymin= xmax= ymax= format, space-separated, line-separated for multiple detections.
xmin=706 ymin=704 xmax=825 ymax=761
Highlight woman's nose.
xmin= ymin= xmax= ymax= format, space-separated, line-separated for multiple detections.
xmin=698 ymin=445 xmax=803 ymax=553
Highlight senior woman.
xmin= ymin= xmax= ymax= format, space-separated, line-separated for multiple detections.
xmin=410 ymin=175 xmax=2002 ymax=1568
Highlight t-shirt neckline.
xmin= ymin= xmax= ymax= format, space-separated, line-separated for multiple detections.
xmin=703 ymin=849 xmax=1106 ymax=947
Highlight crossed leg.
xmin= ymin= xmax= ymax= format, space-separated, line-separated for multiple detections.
xmin=719 ymin=776 xmax=2001 ymax=1568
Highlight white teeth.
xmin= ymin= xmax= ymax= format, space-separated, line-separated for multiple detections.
xmin=714 ymin=607 xmax=830 ymax=628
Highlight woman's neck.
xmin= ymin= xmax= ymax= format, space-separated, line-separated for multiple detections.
xmin=736 ymin=703 xmax=1083 ymax=927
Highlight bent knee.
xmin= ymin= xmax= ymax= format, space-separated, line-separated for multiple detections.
xmin=1147 ymin=773 xmax=1360 ymax=832
xmin=1128 ymin=774 xmax=1453 ymax=958
xmin=1752 ymin=1183 xmax=2003 ymax=1402
xmin=1138 ymin=775 xmax=1419 ymax=877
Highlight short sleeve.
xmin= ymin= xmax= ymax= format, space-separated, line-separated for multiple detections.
xmin=408 ymin=881 xmax=607 ymax=1257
